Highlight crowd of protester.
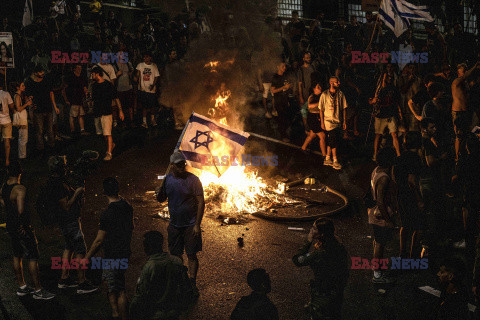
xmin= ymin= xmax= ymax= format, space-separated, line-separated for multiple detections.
xmin=1 ymin=2 xmax=480 ymax=319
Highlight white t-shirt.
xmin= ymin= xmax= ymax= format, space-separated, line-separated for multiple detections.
xmin=136 ymin=62 xmax=160 ymax=93
xmin=97 ymin=64 xmax=117 ymax=82
xmin=318 ymin=90 xmax=348 ymax=131
xmin=0 ymin=90 xmax=13 ymax=125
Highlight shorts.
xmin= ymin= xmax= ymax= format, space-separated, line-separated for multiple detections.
xmin=138 ymin=91 xmax=157 ymax=110
xmin=0 ymin=122 xmax=13 ymax=139
xmin=307 ymin=112 xmax=324 ymax=133
xmin=102 ymin=268 xmax=126 ymax=293
xmin=70 ymin=105 xmax=85 ymax=117
xmin=372 ymin=225 xmax=393 ymax=246
xmin=452 ymin=110 xmax=472 ymax=137
xmin=262 ymin=83 xmax=272 ymax=99
xmin=374 ymin=117 xmax=397 ymax=135
xmin=117 ymin=90 xmax=134 ymax=110
xmin=326 ymin=128 xmax=340 ymax=149
xmin=60 ymin=220 xmax=87 ymax=255
xmin=8 ymin=226 xmax=40 ymax=260
xmin=101 ymin=115 xmax=113 ymax=136
xmin=167 ymin=224 xmax=202 ymax=256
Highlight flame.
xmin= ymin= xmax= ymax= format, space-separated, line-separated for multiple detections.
xmin=204 ymin=61 xmax=219 ymax=69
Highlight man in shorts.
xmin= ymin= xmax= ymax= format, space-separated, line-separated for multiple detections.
xmin=85 ymin=177 xmax=134 ymax=320
xmin=371 ymin=73 xmax=402 ymax=161
xmin=0 ymin=161 xmax=55 ymax=299
xmin=135 ymin=52 xmax=160 ymax=128
xmin=157 ymin=151 xmax=205 ymax=294
xmin=0 ymin=87 xmax=13 ymax=166
xmin=368 ymin=147 xmax=397 ymax=283
xmin=63 ymin=64 xmax=88 ymax=135
xmin=451 ymin=62 xmax=480 ymax=161
xmin=91 ymin=67 xmax=124 ymax=161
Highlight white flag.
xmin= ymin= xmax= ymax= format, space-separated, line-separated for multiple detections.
xmin=179 ymin=113 xmax=250 ymax=177
xmin=22 ymin=0 xmax=33 ymax=27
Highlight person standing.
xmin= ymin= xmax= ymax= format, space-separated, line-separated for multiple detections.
xmin=301 ymin=82 xmax=326 ymax=156
xmin=157 ymin=151 xmax=205 ymax=294
xmin=135 ymin=52 xmax=160 ymax=128
xmin=0 ymin=86 xmax=14 ymax=166
xmin=292 ymin=218 xmax=348 ymax=320
xmin=46 ymin=156 xmax=97 ymax=294
xmin=0 ymin=161 xmax=55 ymax=299
xmin=91 ymin=67 xmax=124 ymax=161
xmin=116 ymin=49 xmax=135 ymax=127
xmin=63 ymin=64 xmax=88 ymax=135
xmin=271 ymin=62 xmax=292 ymax=142
xmin=370 ymin=73 xmax=402 ymax=161
xmin=319 ymin=76 xmax=347 ymax=170
xmin=129 ymin=231 xmax=195 ymax=320
xmin=25 ymin=65 xmax=59 ymax=151
xmin=298 ymin=52 xmax=315 ymax=106
xmin=13 ymin=82 xmax=31 ymax=161
xmin=368 ymin=147 xmax=397 ymax=283
xmin=451 ymin=62 xmax=480 ymax=161
xmin=85 ymin=177 xmax=134 ymax=320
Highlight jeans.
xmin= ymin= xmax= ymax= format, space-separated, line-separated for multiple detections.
xmin=18 ymin=125 xmax=28 ymax=159
xmin=34 ymin=112 xmax=54 ymax=150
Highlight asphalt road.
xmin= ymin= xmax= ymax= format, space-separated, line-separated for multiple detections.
xmin=0 ymin=110 xmax=468 ymax=320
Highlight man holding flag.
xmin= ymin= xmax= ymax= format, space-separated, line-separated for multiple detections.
xmin=157 ymin=151 xmax=205 ymax=295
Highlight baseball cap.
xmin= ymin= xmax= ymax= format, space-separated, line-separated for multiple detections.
xmin=170 ymin=151 xmax=186 ymax=164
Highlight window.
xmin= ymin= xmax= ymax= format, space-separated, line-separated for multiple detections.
xmin=464 ymin=5 xmax=478 ymax=34
xmin=348 ymin=4 xmax=366 ymax=23
xmin=277 ymin=0 xmax=303 ymax=19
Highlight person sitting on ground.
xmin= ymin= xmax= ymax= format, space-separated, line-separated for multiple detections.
xmin=292 ymin=218 xmax=349 ymax=319
xmin=436 ymin=256 xmax=469 ymax=320
xmin=130 ymin=231 xmax=195 ymax=320
xmin=230 ymin=268 xmax=279 ymax=320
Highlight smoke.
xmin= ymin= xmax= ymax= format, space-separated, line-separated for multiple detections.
xmin=160 ymin=4 xmax=284 ymax=132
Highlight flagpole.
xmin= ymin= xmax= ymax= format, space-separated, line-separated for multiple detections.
xmin=366 ymin=0 xmax=384 ymax=52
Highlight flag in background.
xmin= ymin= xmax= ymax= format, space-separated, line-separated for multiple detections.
xmin=22 ymin=0 xmax=33 ymax=27
xmin=379 ymin=0 xmax=433 ymax=37
xmin=179 ymin=113 xmax=250 ymax=177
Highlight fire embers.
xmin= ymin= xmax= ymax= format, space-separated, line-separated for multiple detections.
xmin=208 ymin=84 xmax=231 ymax=125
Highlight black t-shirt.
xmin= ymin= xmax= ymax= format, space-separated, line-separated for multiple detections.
xmin=65 ymin=73 xmax=87 ymax=105
xmin=271 ymin=73 xmax=286 ymax=97
xmin=2 ymin=183 xmax=30 ymax=233
xmin=25 ymin=77 xmax=53 ymax=113
xmin=421 ymin=137 xmax=441 ymax=180
xmin=47 ymin=176 xmax=81 ymax=227
xmin=376 ymin=85 xmax=400 ymax=119
xmin=231 ymin=292 xmax=279 ymax=320
xmin=92 ymin=80 xmax=116 ymax=116
xmin=99 ymin=199 xmax=134 ymax=259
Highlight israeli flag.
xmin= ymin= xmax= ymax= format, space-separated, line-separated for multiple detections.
xmin=179 ymin=113 xmax=250 ymax=177
xmin=379 ymin=0 xmax=433 ymax=37
xmin=22 ymin=0 xmax=33 ymax=27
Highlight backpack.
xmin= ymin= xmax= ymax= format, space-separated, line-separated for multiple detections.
xmin=165 ymin=262 xmax=195 ymax=312
xmin=35 ymin=184 xmax=59 ymax=226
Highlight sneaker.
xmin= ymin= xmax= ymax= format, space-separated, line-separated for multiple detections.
xmin=32 ymin=289 xmax=55 ymax=300
xmin=17 ymin=286 xmax=35 ymax=296
xmin=271 ymin=109 xmax=278 ymax=117
xmin=58 ymin=277 xmax=78 ymax=289
xmin=76 ymin=281 xmax=98 ymax=294
xmin=265 ymin=111 xmax=273 ymax=119
xmin=80 ymin=130 xmax=89 ymax=136
xmin=113 ymin=120 xmax=118 ymax=128
xmin=104 ymin=153 xmax=112 ymax=161
xmin=323 ymin=158 xmax=333 ymax=166
xmin=453 ymin=239 xmax=466 ymax=249
xmin=332 ymin=160 xmax=342 ymax=170
xmin=372 ymin=274 xmax=395 ymax=284
xmin=141 ymin=122 xmax=148 ymax=129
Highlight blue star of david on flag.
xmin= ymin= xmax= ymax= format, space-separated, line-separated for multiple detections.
xmin=190 ymin=130 xmax=214 ymax=149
